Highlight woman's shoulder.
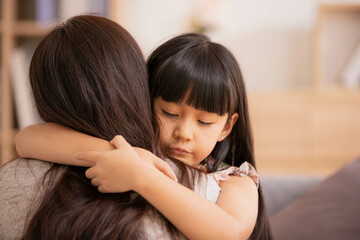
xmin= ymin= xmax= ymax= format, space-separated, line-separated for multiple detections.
xmin=0 ymin=158 xmax=53 ymax=185
xmin=0 ymin=158 xmax=60 ymax=208
xmin=0 ymin=158 xmax=58 ymax=239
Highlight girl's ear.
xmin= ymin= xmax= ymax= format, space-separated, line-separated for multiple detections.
xmin=218 ymin=113 xmax=238 ymax=142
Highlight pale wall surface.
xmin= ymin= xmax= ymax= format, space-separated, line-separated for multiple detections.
xmin=113 ymin=0 xmax=360 ymax=91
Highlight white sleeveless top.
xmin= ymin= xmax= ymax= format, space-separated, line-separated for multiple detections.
xmin=167 ymin=159 xmax=259 ymax=203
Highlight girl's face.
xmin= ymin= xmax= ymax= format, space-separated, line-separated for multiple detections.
xmin=154 ymin=97 xmax=238 ymax=167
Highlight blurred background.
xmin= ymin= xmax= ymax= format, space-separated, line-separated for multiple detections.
xmin=0 ymin=0 xmax=359 ymax=179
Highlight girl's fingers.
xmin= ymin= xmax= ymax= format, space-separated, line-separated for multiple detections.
xmin=91 ymin=177 xmax=101 ymax=187
xmin=110 ymin=135 xmax=127 ymax=149
xmin=85 ymin=167 xmax=96 ymax=179
xmin=98 ymin=186 xmax=106 ymax=193
xmin=110 ymin=135 xmax=133 ymax=151
xmin=154 ymin=159 xmax=178 ymax=182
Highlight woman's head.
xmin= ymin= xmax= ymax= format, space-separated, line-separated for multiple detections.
xmin=30 ymin=15 xmax=155 ymax=151
xmin=147 ymin=33 xmax=251 ymax=171
xmin=26 ymin=15 xmax=180 ymax=240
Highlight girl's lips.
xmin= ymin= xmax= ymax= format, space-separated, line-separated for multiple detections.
xmin=169 ymin=147 xmax=189 ymax=156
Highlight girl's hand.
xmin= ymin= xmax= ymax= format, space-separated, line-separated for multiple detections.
xmin=75 ymin=135 xmax=177 ymax=192
xmin=132 ymin=146 xmax=178 ymax=182
xmin=110 ymin=135 xmax=177 ymax=182
xmin=111 ymin=136 xmax=177 ymax=183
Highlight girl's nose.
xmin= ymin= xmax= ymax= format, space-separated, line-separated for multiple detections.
xmin=173 ymin=121 xmax=193 ymax=141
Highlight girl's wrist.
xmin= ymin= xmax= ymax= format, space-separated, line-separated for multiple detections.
xmin=132 ymin=166 xmax=163 ymax=194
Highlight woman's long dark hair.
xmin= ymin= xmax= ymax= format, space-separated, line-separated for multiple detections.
xmin=23 ymin=15 xmax=181 ymax=239
xmin=147 ymin=33 xmax=273 ymax=239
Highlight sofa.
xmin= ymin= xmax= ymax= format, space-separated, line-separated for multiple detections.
xmin=261 ymin=157 xmax=360 ymax=240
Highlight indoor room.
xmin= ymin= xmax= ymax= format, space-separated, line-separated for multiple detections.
xmin=0 ymin=0 xmax=359 ymax=239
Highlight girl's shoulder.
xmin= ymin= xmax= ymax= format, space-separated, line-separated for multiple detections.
xmin=209 ymin=161 xmax=259 ymax=189
xmin=203 ymin=161 xmax=259 ymax=203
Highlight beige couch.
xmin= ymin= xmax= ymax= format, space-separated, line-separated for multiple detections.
xmin=264 ymin=158 xmax=360 ymax=240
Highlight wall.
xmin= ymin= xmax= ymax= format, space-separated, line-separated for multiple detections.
xmin=114 ymin=0 xmax=315 ymax=91
xmin=112 ymin=0 xmax=360 ymax=91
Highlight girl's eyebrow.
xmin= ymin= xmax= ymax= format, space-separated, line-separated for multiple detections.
xmin=196 ymin=111 xmax=223 ymax=118
xmin=161 ymin=100 xmax=185 ymax=108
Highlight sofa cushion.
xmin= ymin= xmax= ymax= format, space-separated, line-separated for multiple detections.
xmin=261 ymin=175 xmax=323 ymax=217
xmin=271 ymin=157 xmax=360 ymax=240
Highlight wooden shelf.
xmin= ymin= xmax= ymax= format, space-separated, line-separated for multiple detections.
xmin=318 ymin=4 xmax=360 ymax=12
xmin=0 ymin=129 xmax=18 ymax=148
xmin=0 ymin=128 xmax=19 ymax=165
xmin=0 ymin=0 xmax=120 ymax=164
xmin=14 ymin=21 xmax=55 ymax=36
xmin=0 ymin=129 xmax=18 ymax=144
xmin=0 ymin=21 xmax=56 ymax=36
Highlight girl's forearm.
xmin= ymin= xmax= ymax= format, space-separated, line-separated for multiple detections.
xmin=134 ymin=168 xmax=254 ymax=240
xmin=15 ymin=123 xmax=114 ymax=166
xmin=74 ymin=136 xmax=256 ymax=239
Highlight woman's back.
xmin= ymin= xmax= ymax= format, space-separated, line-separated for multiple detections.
xmin=0 ymin=159 xmax=187 ymax=240
xmin=0 ymin=159 xmax=55 ymax=239
xmin=18 ymin=15 xmax=183 ymax=240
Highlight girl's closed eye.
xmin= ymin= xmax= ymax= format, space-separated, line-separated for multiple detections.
xmin=197 ymin=120 xmax=213 ymax=126
xmin=162 ymin=110 xmax=178 ymax=118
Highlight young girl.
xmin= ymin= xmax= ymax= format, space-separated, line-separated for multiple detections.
xmin=17 ymin=33 xmax=272 ymax=239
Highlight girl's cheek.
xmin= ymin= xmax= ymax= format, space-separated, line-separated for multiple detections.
xmin=160 ymin=118 xmax=173 ymax=132
xmin=156 ymin=116 xmax=167 ymax=132
xmin=159 ymin=125 xmax=170 ymax=143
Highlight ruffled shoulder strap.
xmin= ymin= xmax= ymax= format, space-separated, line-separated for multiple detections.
xmin=208 ymin=161 xmax=259 ymax=188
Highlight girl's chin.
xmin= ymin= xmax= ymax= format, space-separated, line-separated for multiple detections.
xmin=167 ymin=154 xmax=197 ymax=167
xmin=175 ymin=158 xmax=199 ymax=168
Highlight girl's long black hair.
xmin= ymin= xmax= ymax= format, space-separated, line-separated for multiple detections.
xmin=147 ymin=33 xmax=273 ymax=240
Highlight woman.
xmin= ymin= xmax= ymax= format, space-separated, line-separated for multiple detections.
xmin=0 ymin=15 xmax=182 ymax=239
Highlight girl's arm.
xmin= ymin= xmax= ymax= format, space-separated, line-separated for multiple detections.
xmin=15 ymin=123 xmax=114 ymax=167
xmin=15 ymin=124 xmax=177 ymax=181
xmin=79 ymin=136 xmax=258 ymax=240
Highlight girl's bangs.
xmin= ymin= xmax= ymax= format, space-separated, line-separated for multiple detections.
xmin=153 ymin=52 xmax=231 ymax=116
